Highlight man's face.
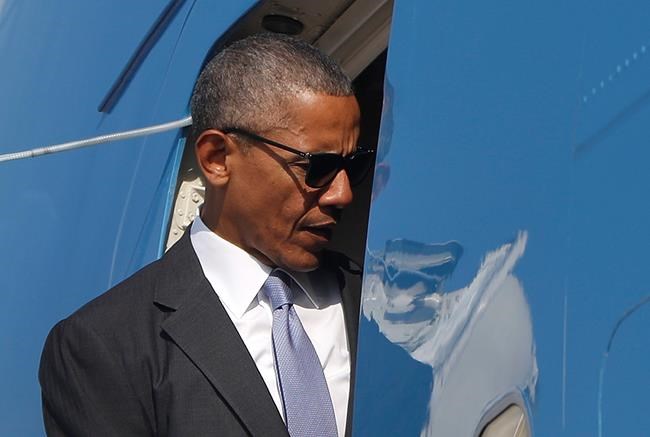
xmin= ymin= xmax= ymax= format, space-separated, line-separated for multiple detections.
xmin=215 ymin=91 xmax=361 ymax=271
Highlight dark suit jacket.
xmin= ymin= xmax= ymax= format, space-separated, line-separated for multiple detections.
xmin=39 ymin=232 xmax=361 ymax=436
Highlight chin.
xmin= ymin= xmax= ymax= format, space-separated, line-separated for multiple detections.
xmin=278 ymin=249 xmax=322 ymax=273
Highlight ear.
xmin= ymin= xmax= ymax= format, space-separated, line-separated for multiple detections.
xmin=195 ymin=129 xmax=232 ymax=187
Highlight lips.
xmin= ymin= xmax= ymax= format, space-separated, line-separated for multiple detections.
xmin=302 ymin=223 xmax=335 ymax=242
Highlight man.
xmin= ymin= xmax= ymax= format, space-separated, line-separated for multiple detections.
xmin=39 ymin=33 xmax=373 ymax=436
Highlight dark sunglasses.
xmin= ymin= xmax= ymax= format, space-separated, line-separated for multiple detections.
xmin=222 ymin=128 xmax=375 ymax=188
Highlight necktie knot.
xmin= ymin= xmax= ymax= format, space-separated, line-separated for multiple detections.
xmin=263 ymin=270 xmax=294 ymax=310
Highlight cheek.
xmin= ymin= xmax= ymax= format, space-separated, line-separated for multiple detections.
xmin=245 ymin=197 xmax=295 ymax=242
xmin=239 ymin=169 xmax=316 ymax=244
xmin=269 ymin=189 xmax=311 ymax=227
xmin=267 ymin=202 xmax=302 ymax=237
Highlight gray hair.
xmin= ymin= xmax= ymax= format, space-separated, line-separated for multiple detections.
xmin=190 ymin=33 xmax=353 ymax=141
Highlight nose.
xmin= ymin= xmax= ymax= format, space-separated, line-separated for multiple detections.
xmin=318 ymin=169 xmax=354 ymax=209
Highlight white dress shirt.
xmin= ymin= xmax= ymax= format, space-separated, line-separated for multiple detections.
xmin=190 ymin=217 xmax=350 ymax=436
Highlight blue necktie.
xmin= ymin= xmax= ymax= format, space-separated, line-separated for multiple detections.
xmin=262 ymin=270 xmax=338 ymax=437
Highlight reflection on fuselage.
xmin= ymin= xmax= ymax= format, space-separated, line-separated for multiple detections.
xmin=363 ymin=231 xmax=537 ymax=436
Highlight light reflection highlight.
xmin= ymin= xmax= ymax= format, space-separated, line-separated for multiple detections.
xmin=363 ymin=231 xmax=537 ymax=436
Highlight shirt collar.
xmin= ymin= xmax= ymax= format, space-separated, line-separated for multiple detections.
xmin=190 ymin=217 xmax=338 ymax=317
xmin=190 ymin=216 xmax=271 ymax=318
xmin=287 ymin=269 xmax=337 ymax=309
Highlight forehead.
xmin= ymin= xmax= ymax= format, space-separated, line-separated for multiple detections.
xmin=279 ymin=92 xmax=360 ymax=151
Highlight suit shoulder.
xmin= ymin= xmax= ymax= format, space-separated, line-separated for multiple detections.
xmin=60 ymin=234 xmax=196 ymax=332
xmin=62 ymin=256 xmax=165 ymax=332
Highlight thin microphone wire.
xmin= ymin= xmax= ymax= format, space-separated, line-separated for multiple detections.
xmin=0 ymin=115 xmax=193 ymax=163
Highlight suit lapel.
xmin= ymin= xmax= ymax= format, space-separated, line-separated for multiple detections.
xmin=340 ymin=266 xmax=361 ymax=373
xmin=154 ymin=234 xmax=288 ymax=437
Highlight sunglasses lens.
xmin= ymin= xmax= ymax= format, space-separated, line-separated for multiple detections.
xmin=306 ymin=154 xmax=343 ymax=188
xmin=347 ymin=151 xmax=375 ymax=186
xmin=305 ymin=151 xmax=376 ymax=188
